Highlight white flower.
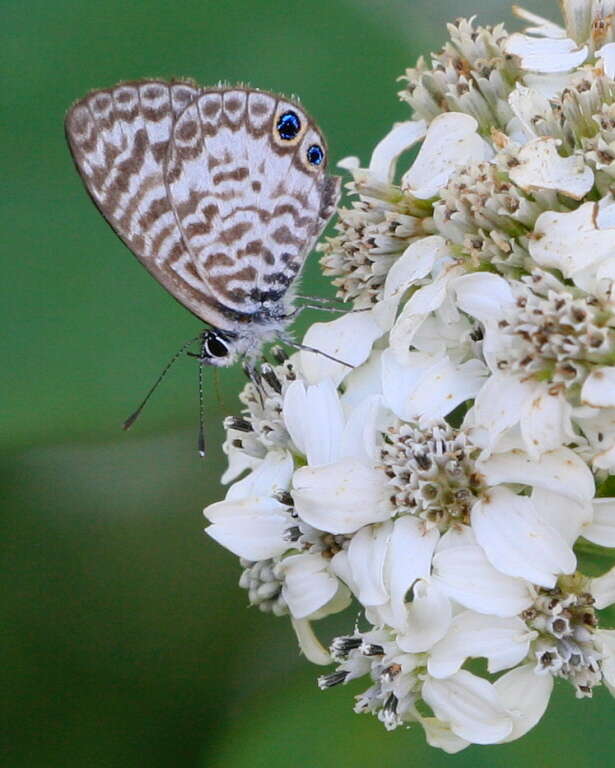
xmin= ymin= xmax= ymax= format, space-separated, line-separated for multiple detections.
xmin=287 ymin=378 xmax=392 ymax=534
xmin=275 ymin=552 xmax=351 ymax=620
xmin=318 ymin=121 xmax=434 ymax=308
xmin=504 ymin=33 xmax=587 ymax=74
xmin=581 ymin=367 xmax=615 ymax=408
xmin=204 ymin=451 xmax=294 ymax=560
xmin=530 ymin=202 xmax=615 ymax=283
xmin=402 ymin=113 xmax=493 ymax=199
xmin=573 ymin=406 xmax=615 ymax=471
xmin=493 ymin=663 xmax=554 ymax=742
xmin=583 ymin=498 xmax=615 ymax=547
xmin=591 ymin=565 xmax=615 ymax=609
xmin=597 ymin=42 xmax=615 ymax=78
xmin=298 ymin=309 xmax=384 ymax=386
xmin=367 ymin=120 xmax=427 ymax=183
xmin=382 ymin=250 xmax=488 ymax=424
xmin=431 ymin=525 xmax=533 ymax=616
xmin=333 ymin=516 xmax=442 ymax=637
xmin=381 ymin=349 xmax=487 ymax=426
xmin=455 ymin=270 xmax=615 ymax=460
xmin=422 ymin=669 xmax=514 ymax=744
xmin=508 ymin=137 xmax=594 ymax=199
xmin=508 ymin=83 xmax=557 ymax=139
xmin=428 ymin=611 xmax=534 ymax=678
xmin=472 ymin=486 xmax=575 ymax=587
xmin=204 ymin=0 xmax=615 ymax=750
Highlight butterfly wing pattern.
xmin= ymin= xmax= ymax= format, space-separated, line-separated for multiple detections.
xmin=65 ymin=80 xmax=341 ymax=364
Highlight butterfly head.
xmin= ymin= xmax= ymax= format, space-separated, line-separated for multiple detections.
xmin=199 ymin=329 xmax=241 ymax=367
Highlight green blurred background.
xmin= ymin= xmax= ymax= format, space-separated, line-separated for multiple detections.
xmin=3 ymin=0 xmax=613 ymax=765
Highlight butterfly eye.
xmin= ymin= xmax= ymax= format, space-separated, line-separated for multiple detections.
xmin=204 ymin=333 xmax=229 ymax=358
xmin=276 ymin=111 xmax=301 ymax=140
xmin=306 ymin=144 xmax=324 ymax=166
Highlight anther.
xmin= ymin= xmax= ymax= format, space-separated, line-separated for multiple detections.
xmin=317 ymin=671 xmax=349 ymax=689
xmin=273 ymin=490 xmax=294 ymax=506
xmin=260 ymin=363 xmax=282 ymax=393
xmin=223 ymin=416 xmax=254 ymax=432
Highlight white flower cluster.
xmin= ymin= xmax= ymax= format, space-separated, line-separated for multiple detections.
xmin=204 ymin=1 xmax=615 ymax=751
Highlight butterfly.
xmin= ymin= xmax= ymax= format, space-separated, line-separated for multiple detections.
xmin=65 ymin=80 xmax=341 ymax=365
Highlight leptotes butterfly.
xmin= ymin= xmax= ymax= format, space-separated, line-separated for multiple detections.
xmin=65 ymin=80 xmax=341 ymax=368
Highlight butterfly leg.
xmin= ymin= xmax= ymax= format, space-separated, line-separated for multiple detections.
xmin=275 ymin=332 xmax=354 ymax=369
xmin=294 ymin=295 xmax=371 ymax=314
xmin=294 ymin=294 xmax=348 ymax=313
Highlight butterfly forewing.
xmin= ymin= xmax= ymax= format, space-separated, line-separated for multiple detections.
xmin=66 ymin=80 xmax=235 ymax=329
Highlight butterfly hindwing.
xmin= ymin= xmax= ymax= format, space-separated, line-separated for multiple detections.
xmin=165 ymin=88 xmax=338 ymax=318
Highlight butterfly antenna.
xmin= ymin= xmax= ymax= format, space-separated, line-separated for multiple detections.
xmin=197 ymin=358 xmax=206 ymax=458
xmin=122 ymin=334 xmax=201 ymax=431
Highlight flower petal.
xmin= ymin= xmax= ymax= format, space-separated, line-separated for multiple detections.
xmin=283 ymin=379 xmax=345 ymax=466
xmin=300 ymin=310 xmax=383 ymax=387
xmin=293 ymin=457 xmax=390 ymax=534
xmin=278 ymin=552 xmax=343 ymax=619
xmin=226 ymin=450 xmax=294 ymax=500
xmin=520 ymin=388 xmax=573 ymax=459
xmin=454 ymin=272 xmax=514 ymax=324
xmin=530 ymin=203 xmax=615 ymax=278
xmin=493 ymin=664 xmax=554 ymax=742
xmin=291 ymin=618 xmax=331 ymax=665
xmin=508 ymin=137 xmax=593 ymax=199
xmin=410 ymin=358 xmax=488 ymax=424
xmin=385 ymin=516 xmax=440 ymax=631
xmin=432 ymin=526 xmax=532 ymax=616
xmin=590 ymin=565 xmax=615 ymax=609
xmin=478 ymin=447 xmax=595 ymax=504
xmin=504 ymin=33 xmax=587 ymax=72
xmin=383 ymin=235 xmax=452 ymax=305
xmin=221 ymin=444 xmax=261 ymax=485
xmin=472 ymin=486 xmax=576 ymax=588
xmin=531 ymin=488 xmax=591 ymax=546
xmin=381 ymin=347 xmax=432 ymax=419
xmin=598 ymin=42 xmax=615 ymax=79
xmin=583 ymin=498 xmax=615 ymax=547
xmin=340 ymin=394 xmax=384 ymax=465
xmin=508 ymin=84 xmax=554 ymax=139
xmin=418 ymin=717 xmax=470 ymax=754
xmin=368 ymin=120 xmax=427 ymax=183
xmin=428 ymin=611 xmax=533 ymax=678
xmin=581 ymin=367 xmax=615 ymax=408
xmin=402 ymin=113 xmax=493 ymax=199
xmin=470 ymin=373 xmax=536 ymax=453
xmin=346 ymin=521 xmax=392 ymax=606
xmin=397 ymin=579 xmax=451 ymax=653
xmin=422 ymin=670 xmax=513 ymax=745
xmin=204 ymin=496 xmax=291 ymax=560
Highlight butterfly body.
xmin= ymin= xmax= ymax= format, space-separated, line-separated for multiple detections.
xmin=65 ymin=80 xmax=340 ymax=366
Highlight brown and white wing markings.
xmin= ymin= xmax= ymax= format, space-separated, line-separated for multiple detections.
xmin=165 ymin=88 xmax=340 ymax=321
xmin=65 ymin=80 xmax=240 ymax=329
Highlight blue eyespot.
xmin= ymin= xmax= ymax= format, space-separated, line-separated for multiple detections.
xmin=277 ymin=111 xmax=301 ymax=140
xmin=306 ymin=144 xmax=324 ymax=165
